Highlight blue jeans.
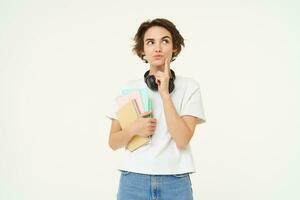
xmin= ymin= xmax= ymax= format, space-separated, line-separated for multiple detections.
xmin=117 ymin=170 xmax=193 ymax=200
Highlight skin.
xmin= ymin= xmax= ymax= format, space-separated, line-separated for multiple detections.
xmin=108 ymin=26 xmax=198 ymax=150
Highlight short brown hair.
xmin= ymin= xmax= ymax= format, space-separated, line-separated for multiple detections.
xmin=132 ymin=18 xmax=185 ymax=63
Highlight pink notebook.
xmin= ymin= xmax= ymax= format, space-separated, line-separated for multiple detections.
xmin=116 ymin=91 xmax=145 ymax=113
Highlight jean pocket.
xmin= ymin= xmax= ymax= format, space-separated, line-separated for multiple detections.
xmin=120 ymin=170 xmax=131 ymax=176
xmin=171 ymin=173 xmax=190 ymax=178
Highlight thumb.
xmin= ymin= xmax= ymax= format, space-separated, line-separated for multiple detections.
xmin=155 ymin=79 xmax=160 ymax=86
xmin=139 ymin=111 xmax=152 ymax=118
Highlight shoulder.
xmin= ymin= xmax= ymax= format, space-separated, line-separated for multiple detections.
xmin=175 ymin=76 xmax=201 ymax=91
xmin=122 ymin=79 xmax=145 ymax=89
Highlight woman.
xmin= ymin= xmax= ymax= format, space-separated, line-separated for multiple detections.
xmin=106 ymin=18 xmax=206 ymax=200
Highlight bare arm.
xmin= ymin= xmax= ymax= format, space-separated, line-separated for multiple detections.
xmin=108 ymin=119 xmax=133 ymax=151
xmin=161 ymin=94 xmax=198 ymax=149
xmin=154 ymin=57 xmax=199 ymax=149
xmin=108 ymin=112 xmax=157 ymax=151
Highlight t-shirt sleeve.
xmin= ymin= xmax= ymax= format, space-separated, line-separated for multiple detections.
xmin=105 ymin=97 xmax=118 ymax=120
xmin=180 ymin=82 xmax=206 ymax=125
xmin=105 ymin=81 xmax=129 ymax=120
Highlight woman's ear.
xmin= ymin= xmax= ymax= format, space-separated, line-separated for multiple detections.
xmin=141 ymin=53 xmax=148 ymax=63
xmin=171 ymin=49 xmax=178 ymax=62
xmin=172 ymin=48 xmax=178 ymax=55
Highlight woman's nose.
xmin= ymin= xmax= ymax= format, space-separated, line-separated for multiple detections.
xmin=154 ymin=44 xmax=162 ymax=52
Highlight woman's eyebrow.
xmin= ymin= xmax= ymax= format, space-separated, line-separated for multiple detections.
xmin=161 ymin=36 xmax=171 ymax=40
xmin=145 ymin=38 xmax=154 ymax=42
xmin=145 ymin=36 xmax=171 ymax=42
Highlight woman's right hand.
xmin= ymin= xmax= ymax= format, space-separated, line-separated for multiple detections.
xmin=126 ymin=111 xmax=157 ymax=137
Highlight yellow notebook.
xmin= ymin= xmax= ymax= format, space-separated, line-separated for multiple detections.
xmin=116 ymin=99 xmax=150 ymax=152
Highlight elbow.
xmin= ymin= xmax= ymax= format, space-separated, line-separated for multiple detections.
xmin=175 ymin=133 xmax=192 ymax=150
xmin=175 ymin=140 xmax=189 ymax=150
xmin=176 ymin=143 xmax=187 ymax=150
xmin=108 ymin=140 xmax=118 ymax=151
xmin=109 ymin=144 xmax=118 ymax=151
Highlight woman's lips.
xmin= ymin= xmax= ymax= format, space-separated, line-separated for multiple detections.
xmin=153 ymin=55 xmax=163 ymax=59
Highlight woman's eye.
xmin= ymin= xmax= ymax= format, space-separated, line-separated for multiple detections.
xmin=147 ymin=41 xmax=154 ymax=45
xmin=162 ymin=40 xmax=169 ymax=44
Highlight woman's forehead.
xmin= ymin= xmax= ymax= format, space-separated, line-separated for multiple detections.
xmin=144 ymin=26 xmax=172 ymax=40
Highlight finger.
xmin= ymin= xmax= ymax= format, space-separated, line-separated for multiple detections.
xmin=149 ymin=126 xmax=156 ymax=132
xmin=150 ymin=118 xmax=157 ymax=122
xmin=146 ymin=131 xmax=154 ymax=136
xmin=155 ymin=74 xmax=163 ymax=81
xmin=148 ymin=118 xmax=157 ymax=123
xmin=140 ymin=111 xmax=152 ymax=117
xmin=155 ymin=78 xmax=160 ymax=86
xmin=147 ymin=126 xmax=156 ymax=132
xmin=154 ymin=71 xmax=164 ymax=77
xmin=147 ymin=124 xmax=156 ymax=129
xmin=164 ymin=56 xmax=170 ymax=74
xmin=149 ymin=127 xmax=155 ymax=133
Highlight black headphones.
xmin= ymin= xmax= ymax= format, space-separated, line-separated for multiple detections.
xmin=144 ymin=69 xmax=176 ymax=93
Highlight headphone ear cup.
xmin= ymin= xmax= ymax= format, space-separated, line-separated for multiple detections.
xmin=145 ymin=75 xmax=158 ymax=91
xmin=144 ymin=69 xmax=175 ymax=93
xmin=169 ymin=78 xmax=175 ymax=93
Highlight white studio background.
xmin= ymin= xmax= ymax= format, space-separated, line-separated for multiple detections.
xmin=0 ymin=0 xmax=299 ymax=199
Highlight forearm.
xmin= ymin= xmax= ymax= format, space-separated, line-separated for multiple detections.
xmin=109 ymin=129 xmax=133 ymax=151
xmin=161 ymin=94 xmax=192 ymax=149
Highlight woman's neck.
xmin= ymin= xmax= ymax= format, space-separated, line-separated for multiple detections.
xmin=149 ymin=64 xmax=171 ymax=76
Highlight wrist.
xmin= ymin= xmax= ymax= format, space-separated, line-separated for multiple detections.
xmin=161 ymin=93 xmax=171 ymax=100
xmin=124 ymin=128 xmax=135 ymax=138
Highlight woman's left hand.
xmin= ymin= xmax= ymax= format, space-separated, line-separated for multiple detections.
xmin=154 ymin=56 xmax=171 ymax=97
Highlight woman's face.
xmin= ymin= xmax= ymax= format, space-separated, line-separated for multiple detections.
xmin=143 ymin=26 xmax=175 ymax=68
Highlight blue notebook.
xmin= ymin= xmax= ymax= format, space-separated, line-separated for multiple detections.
xmin=121 ymin=88 xmax=152 ymax=117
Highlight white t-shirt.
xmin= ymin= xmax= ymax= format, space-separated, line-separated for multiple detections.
xmin=106 ymin=75 xmax=206 ymax=175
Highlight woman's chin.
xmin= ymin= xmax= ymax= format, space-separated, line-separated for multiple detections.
xmin=150 ymin=60 xmax=164 ymax=67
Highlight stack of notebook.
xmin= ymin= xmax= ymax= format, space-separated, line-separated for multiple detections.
xmin=116 ymin=88 xmax=152 ymax=152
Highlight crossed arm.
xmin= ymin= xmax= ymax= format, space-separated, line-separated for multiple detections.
xmin=108 ymin=97 xmax=198 ymax=151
